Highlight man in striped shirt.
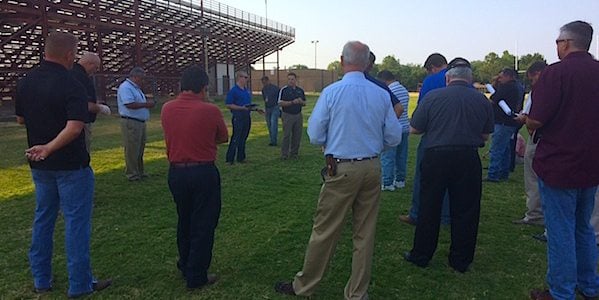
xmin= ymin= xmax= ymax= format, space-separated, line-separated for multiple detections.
xmin=377 ymin=70 xmax=410 ymax=191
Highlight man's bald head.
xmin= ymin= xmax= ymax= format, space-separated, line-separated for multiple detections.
xmin=78 ymin=52 xmax=101 ymax=75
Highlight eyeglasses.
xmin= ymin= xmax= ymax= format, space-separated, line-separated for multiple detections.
xmin=555 ymin=39 xmax=573 ymax=45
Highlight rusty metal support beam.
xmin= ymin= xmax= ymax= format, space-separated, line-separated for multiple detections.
xmin=0 ymin=20 xmax=40 ymax=48
xmin=134 ymin=0 xmax=142 ymax=66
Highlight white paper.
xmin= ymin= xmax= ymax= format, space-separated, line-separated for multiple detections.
xmin=498 ymin=100 xmax=513 ymax=116
xmin=522 ymin=93 xmax=532 ymax=114
xmin=485 ymin=83 xmax=496 ymax=95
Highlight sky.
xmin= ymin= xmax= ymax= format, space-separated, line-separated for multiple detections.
xmin=218 ymin=0 xmax=599 ymax=70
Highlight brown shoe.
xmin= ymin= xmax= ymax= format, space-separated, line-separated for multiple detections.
xmin=530 ymin=289 xmax=553 ymax=300
xmin=206 ymin=274 xmax=218 ymax=285
xmin=274 ymin=281 xmax=296 ymax=295
xmin=399 ymin=215 xmax=417 ymax=226
xmin=68 ymin=279 xmax=112 ymax=298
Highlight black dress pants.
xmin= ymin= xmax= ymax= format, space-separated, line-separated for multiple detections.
xmin=168 ymin=164 xmax=221 ymax=288
xmin=409 ymin=147 xmax=482 ymax=271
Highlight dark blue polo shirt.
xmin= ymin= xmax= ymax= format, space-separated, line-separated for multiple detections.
xmin=226 ymin=84 xmax=252 ymax=117
xmin=15 ymin=60 xmax=90 ymax=170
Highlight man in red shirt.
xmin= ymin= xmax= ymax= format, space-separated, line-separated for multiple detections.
xmin=527 ymin=20 xmax=599 ymax=300
xmin=161 ymin=65 xmax=228 ymax=290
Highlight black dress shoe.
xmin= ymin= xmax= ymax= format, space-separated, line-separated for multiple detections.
xmin=274 ymin=281 xmax=296 ymax=295
xmin=187 ymin=274 xmax=218 ymax=290
xmin=403 ymin=251 xmax=428 ymax=268
xmin=449 ymin=262 xmax=468 ymax=273
xmin=530 ymin=289 xmax=553 ymax=300
xmin=34 ymin=286 xmax=52 ymax=294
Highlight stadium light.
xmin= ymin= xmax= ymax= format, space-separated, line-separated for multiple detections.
xmin=311 ymin=40 xmax=319 ymax=69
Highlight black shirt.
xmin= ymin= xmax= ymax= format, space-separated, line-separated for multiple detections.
xmin=490 ymin=80 xmax=524 ymax=127
xmin=15 ymin=60 xmax=90 ymax=170
xmin=71 ymin=62 xmax=98 ymax=123
xmin=411 ymin=81 xmax=494 ymax=149
xmin=278 ymin=85 xmax=306 ymax=115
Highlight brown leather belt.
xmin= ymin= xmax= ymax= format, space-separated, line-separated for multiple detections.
xmin=334 ymin=156 xmax=378 ymax=163
xmin=170 ymin=161 xmax=214 ymax=168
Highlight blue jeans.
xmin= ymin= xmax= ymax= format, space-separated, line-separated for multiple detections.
xmin=265 ymin=106 xmax=280 ymax=145
xmin=410 ymin=139 xmax=450 ymax=223
xmin=539 ymin=179 xmax=599 ymax=299
xmin=30 ymin=167 xmax=95 ymax=297
xmin=226 ymin=113 xmax=251 ymax=163
xmin=381 ymin=132 xmax=410 ymax=186
xmin=487 ymin=124 xmax=515 ymax=180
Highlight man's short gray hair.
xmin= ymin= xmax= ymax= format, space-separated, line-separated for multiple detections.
xmin=129 ymin=67 xmax=145 ymax=77
xmin=342 ymin=41 xmax=370 ymax=70
xmin=560 ymin=20 xmax=593 ymax=51
xmin=445 ymin=67 xmax=473 ymax=83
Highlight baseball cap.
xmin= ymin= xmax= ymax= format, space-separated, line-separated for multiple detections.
xmin=447 ymin=57 xmax=471 ymax=70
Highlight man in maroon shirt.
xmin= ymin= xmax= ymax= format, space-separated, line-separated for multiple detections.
xmin=527 ymin=21 xmax=599 ymax=300
xmin=161 ymin=65 xmax=228 ymax=290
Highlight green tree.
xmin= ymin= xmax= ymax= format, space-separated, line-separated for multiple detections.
xmin=380 ymin=55 xmax=401 ymax=74
xmin=471 ymin=50 xmax=518 ymax=83
xmin=518 ymin=53 xmax=546 ymax=72
xmin=289 ymin=64 xmax=309 ymax=70
xmin=327 ymin=60 xmax=343 ymax=79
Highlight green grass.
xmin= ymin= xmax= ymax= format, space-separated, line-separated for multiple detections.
xmin=0 ymin=93 xmax=547 ymax=299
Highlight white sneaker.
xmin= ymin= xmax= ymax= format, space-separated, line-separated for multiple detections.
xmin=381 ymin=185 xmax=396 ymax=191
xmin=394 ymin=180 xmax=406 ymax=188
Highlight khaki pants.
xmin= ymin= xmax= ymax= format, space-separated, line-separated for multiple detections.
xmin=293 ymin=158 xmax=381 ymax=300
xmin=281 ymin=112 xmax=303 ymax=158
xmin=120 ymin=118 xmax=146 ymax=180
xmin=84 ymin=123 xmax=93 ymax=154
xmin=524 ymin=137 xmax=543 ymax=221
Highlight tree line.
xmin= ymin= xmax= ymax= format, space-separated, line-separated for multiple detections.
xmin=325 ymin=51 xmax=546 ymax=91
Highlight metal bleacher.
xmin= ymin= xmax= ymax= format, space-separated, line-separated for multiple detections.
xmin=0 ymin=0 xmax=295 ymax=102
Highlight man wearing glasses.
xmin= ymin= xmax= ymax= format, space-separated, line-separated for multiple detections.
xmin=225 ymin=71 xmax=254 ymax=164
xmin=528 ymin=20 xmax=599 ymax=300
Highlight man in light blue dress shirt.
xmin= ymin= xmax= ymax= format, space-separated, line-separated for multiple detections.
xmin=117 ymin=67 xmax=155 ymax=181
xmin=274 ymin=40 xmax=402 ymax=300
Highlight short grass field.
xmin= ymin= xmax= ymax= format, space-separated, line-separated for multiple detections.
xmin=0 ymin=93 xmax=550 ymax=299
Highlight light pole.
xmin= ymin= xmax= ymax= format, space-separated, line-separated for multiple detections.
xmin=311 ymin=40 xmax=319 ymax=69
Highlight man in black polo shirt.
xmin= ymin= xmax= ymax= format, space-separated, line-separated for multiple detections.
xmin=404 ymin=58 xmax=494 ymax=273
xmin=486 ymin=68 xmax=524 ymax=182
xmin=70 ymin=52 xmax=111 ymax=153
xmin=278 ymin=72 xmax=306 ymax=159
xmin=15 ymin=31 xmax=111 ymax=298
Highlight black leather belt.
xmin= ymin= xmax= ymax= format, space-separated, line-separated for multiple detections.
xmin=170 ymin=161 xmax=215 ymax=168
xmin=428 ymin=146 xmax=477 ymax=151
xmin=121 ymin=116 xmax=145 ymax=123
xmin=170 ymin=161 xmax=214 ymax=168
xmin=334 ymin=156 xmax=378 ymax=163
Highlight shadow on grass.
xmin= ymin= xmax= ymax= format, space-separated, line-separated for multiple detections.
xmin=0 ymin=96 xmax=549 ymax=299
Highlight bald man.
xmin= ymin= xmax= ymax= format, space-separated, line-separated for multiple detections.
xmin=71 ymin=52 xmax=110 ymax=153
xmin=15 ymin=31 xmax=111 ymax=298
